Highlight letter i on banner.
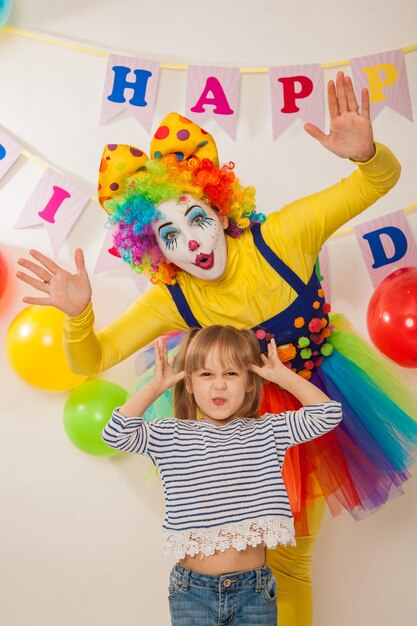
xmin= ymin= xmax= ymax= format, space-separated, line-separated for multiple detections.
xmin=0 ymin=130 xmax=23 ymax=180
xmin=350 ymin=50 xmax=413 ymax=121
xmin=186 ymin=66 xmax=240 ymax=140
xmin=269 ymin=64 xmax=324 ymax=139
xmin=14 ymin=169 xmax=90 ymax=255
xmin=100 ymin=55 xmax=160 ymax=132
xmin=354 ymin=210 xmax=417 ymax=288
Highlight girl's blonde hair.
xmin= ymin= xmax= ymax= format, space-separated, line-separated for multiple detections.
xmin=174 ymin=326 xmax=263 ymax=421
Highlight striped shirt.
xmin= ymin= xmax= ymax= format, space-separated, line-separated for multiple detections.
xmin=103 ymin=401 xmax=342 ymax=558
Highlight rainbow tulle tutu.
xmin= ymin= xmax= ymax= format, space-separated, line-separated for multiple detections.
xmin=133 ymin=315 xmax=417 ymax=532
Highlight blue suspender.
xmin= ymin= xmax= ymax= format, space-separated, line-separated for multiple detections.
xmin=251 ymin=224 xmax=307 ymax=294
xmin=166 ymin=283 xmax=201 ymax=328
xmin=166 ymin=224 xmax=307 ymax=327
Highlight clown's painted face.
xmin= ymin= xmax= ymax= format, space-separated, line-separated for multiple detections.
xmin=152 ymin=195 xmax=228 ymax=280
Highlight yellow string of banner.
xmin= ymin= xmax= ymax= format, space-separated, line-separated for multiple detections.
xmin=3 ymin=26 xmax=417 ymax=72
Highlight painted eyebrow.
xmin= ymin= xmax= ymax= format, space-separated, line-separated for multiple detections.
xmin=158 ymin=221 xmax=173 ymax=235
xmin=157 ymin=205 xmax=202 ymax=234
xmin=184 ymin=204 xmax=203 ymax=216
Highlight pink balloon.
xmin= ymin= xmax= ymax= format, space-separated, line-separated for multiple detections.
xmin=367 ymin=266 xmax=417 ymax=367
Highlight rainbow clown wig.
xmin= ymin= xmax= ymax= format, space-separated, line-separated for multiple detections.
xmin=98 ymin=112 xmax=265 ymax=285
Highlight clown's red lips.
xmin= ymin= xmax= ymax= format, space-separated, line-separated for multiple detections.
xmin=193 ymin=251 xmax=214 ymax=269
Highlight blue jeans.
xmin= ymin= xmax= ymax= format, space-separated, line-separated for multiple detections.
xmin=168 ymin=564 xmax=277 ymax=626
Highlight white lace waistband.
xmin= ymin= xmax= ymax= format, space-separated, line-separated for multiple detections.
xmin=163 ymin=516 xmax=295 ymax=559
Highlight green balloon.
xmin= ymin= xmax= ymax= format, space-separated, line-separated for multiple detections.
xmin=63 ymin=380 xmax=128 ymax=456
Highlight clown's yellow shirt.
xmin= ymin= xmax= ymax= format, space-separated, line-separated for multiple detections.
xmin=63 ymin=143 xmax=400 ymax=375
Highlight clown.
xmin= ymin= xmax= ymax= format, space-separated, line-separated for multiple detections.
xmin=17 ymin=72 xmax=417 ymax=626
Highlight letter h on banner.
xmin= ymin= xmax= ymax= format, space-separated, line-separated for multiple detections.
xmin=100 ymin=55 xmax=160 ymax=133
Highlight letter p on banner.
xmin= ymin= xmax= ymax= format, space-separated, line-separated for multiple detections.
xmin=269 ymin=64 xmax=324 ymax=139
xmin=350 ymin=50 xmax=413 ymax=121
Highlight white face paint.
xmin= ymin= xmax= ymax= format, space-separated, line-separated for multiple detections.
xmin=152 ymin=195 xmax=228 ymax=280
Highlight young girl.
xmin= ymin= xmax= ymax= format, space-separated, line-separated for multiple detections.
xmin=103 ymin=325 xmax=342 ymax=626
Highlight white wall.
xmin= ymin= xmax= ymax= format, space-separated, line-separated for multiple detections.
xmin=1 ymin=2 xmax=417 ymax=625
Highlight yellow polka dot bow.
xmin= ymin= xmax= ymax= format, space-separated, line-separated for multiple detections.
xmin=98 ymin=112 xmax=219 ymax=212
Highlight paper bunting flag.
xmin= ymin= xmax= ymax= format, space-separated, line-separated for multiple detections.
xmin=186 ymin=65 xmax=240 ymax=140
xmin=100 ymin=55 xmax=160 ymax=132
xmin=351 ymin=49 xmax=413 ymax=122
xmin=0 ymin=129 xmax=22 ymax=180
xmin=94 ymin=227 xmax=151 ymax=294
xmin=94 ymin=226 xmax=124 ymax=274
xmin=354 ymin=210 xmax=417 ymax=288
xmin=14 ymin=169 xmax=90 ymax=255
xmin=269 ymin=64 xmax=324 ymax=139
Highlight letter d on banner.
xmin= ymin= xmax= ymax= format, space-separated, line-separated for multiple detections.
xmin=362 ymin=226 xmax=407 ymax=268
xmin=354 ymin=210 xmax=417 ymax=288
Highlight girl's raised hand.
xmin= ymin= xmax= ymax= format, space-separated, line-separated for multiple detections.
xmin=304 ymin=71 xmax=375 ymax=162
xmin=16 ymin=248 xmax=92 ymax=317
xmin=151 ymin=339 xmax=185 ymax=393
xmin=249 ymin=338 xmax=286 ymax=384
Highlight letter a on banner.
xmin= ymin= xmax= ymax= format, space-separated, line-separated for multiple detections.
xmin=350 ymin=50 xmax=413 ymax=121
xmin=14 ymin=169 xmax=90 ymax=255
xmin=186 ymin=65 xmax=240 ymax=140
xmin=354 ymin=210 xmax=417 ymax=288
xmin=100 ymin=55 xmax=160 ymax=132
xmin=269 ymin=64 xmax=324 ymax=139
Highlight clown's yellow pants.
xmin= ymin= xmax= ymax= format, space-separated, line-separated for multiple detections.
xmin=266 ymin=497 xmax=325 ymax=626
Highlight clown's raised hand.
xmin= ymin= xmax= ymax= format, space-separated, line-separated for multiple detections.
xmin=16 ymin=248 xmax=92 ymax=317
xmin=304 ymin=71 xmax=374 ymax=162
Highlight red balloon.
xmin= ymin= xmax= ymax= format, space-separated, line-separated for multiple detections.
xmin=367 ymin=266 xmax=417 ymax=367
xmin=0 ymin=250 xmax=8 ymax=299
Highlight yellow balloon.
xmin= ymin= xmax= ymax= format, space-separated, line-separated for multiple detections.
xmin=6 ymin=306 xmax=87 ymax=391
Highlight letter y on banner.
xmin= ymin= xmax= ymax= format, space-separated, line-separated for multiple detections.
xmin=269 ymin=64 xmax=324 ymax=139
xmin=354 ymin=210 xmax=417 ymax=288
xmin=14 ymin=169 xmax=90 ymax=255
xmin=186 ymin=66 xmax=240 ymax=140
xmin=100 ymin=55 xmax=160 ymax=132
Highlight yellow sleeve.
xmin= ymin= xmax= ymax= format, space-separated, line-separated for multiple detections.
xmin=262 ymin=142 xmax=401 ymax=258
xmin=62 ymin=284 xmax=187 ymax=375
